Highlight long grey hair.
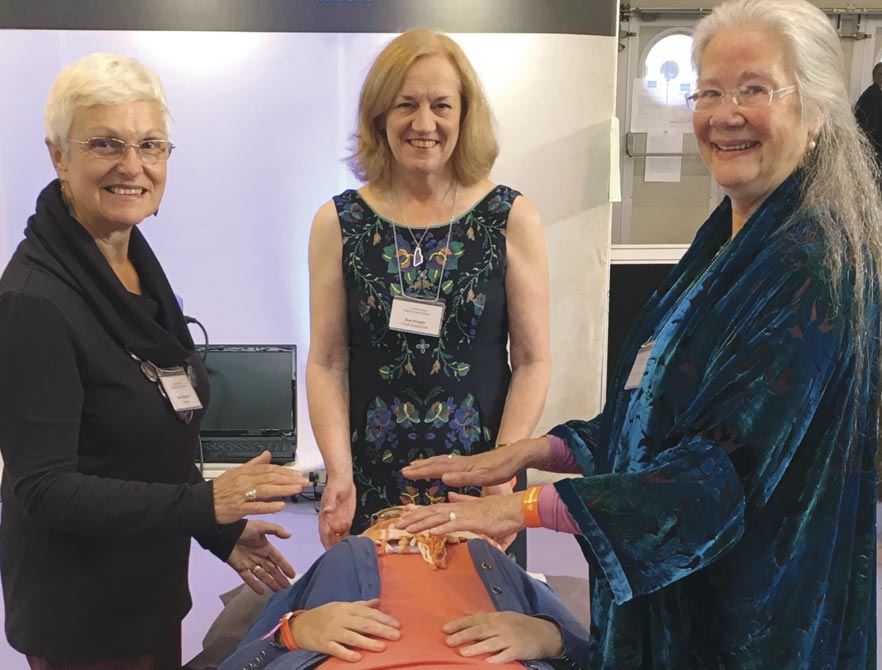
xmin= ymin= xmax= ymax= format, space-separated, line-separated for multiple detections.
xmin=693 ymin=0 xmax=882 ymax=475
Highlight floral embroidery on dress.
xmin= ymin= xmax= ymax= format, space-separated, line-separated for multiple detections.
xmin=339 ymin=193 xmax=510 ymax=382
xmin=336 ymin=186 xmax=519 ymax=533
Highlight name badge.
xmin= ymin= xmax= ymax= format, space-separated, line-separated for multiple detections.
xmin=157 ymin=367 xmax=203 ymax=412
xmin=389 ymin=296 xmax=445 ymax=337
xmin=624 ymin=341 xmax=655 ymax=390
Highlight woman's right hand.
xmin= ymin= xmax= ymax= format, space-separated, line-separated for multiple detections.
xmin=212 ymin=451 xmax=309 ymax=524
xmin=319 ymin=477 xmax=356 ymax=548
xmin=290 ymin=599 xmax=400 ymax=662
xmin=401 ymin=437 xmax=547 ymax=488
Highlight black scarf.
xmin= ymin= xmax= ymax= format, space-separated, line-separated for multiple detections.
xmin=22 ymin=179 xmax=194 ymax=367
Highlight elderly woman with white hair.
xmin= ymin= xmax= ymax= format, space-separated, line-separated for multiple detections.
xmin=399 ymin=0 xmax=882 ymax=667
xmin=0 ymin=54 xmax=309 ymax=669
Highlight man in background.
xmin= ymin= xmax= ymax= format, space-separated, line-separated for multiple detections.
xmin=855 ymin=62 xmax=882 ymax=170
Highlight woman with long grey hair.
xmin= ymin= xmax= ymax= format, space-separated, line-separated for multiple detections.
xmin=398 ymin=0 xmax=882 ymax=667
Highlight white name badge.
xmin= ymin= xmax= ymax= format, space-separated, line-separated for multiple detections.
xmin=157 ymin=367 xmax=203 ymax=412
xmin=389 ymin=296 xmax=445 ymax=337
xmin=624 ymin=341 xmax=655 ymax=390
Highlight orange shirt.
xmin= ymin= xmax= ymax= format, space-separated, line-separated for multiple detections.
xmin=319 ymin=542 xmax=525 ymax=670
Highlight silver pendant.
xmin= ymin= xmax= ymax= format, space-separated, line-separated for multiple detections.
xmin=413 ymin=245 xmax=424 ymax=267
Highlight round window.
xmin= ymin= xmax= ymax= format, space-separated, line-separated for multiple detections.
xmin=642 ymin=33 xmax=696 ymax=108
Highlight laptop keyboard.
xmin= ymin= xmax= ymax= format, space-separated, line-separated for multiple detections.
xmin=199 ymin=439 xmax=296 ymax=463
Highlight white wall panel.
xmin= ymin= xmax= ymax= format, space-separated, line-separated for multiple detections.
xmin=0 ymin=30 xmax=617 ymax=472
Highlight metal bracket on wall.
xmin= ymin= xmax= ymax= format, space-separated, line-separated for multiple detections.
xmin=621 ymin=5 xmax=882 ymax=21
xmin=620 ymin=5 xmax=710 ymax=21
xmin=836 ymin=13 xmax=869 ymax=40
xmin=625 ymin=132 xmax=700 ymax=158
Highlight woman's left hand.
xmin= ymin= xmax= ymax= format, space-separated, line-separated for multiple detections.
xmin=402 ymin=443 xmax=532 ymax=488
xmin=443 ymin=611 xmax=564 ymax=663
xmin=227 ymin=520 xmax=297 ymax=594
xmin=397 ymin=491 xmax=526 ymax=538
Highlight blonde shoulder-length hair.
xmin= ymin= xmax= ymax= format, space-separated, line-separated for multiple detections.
xmin=348 ymin=28 xmax=498 ymax=188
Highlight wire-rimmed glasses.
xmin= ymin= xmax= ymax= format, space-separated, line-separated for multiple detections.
xmin=685 ymin=84 xmax=797 ymax=111
xmin=66 ymin=137 xmax=175 ymax=163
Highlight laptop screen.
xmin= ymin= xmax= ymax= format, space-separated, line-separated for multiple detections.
xmin=200 ymin=345 xmax=297 ymax=439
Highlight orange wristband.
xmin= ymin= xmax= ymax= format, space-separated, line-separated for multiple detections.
xmin=278 ymin=610 xmax=305 ymax=651
xmin=522 ymin=486 xmax=543 ymax=528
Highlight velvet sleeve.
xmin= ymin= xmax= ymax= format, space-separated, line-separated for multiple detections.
xmin=0 ymin=290 xmax=222 ymax=538
xmin=554 ymin=255 xmax=849 ymax=605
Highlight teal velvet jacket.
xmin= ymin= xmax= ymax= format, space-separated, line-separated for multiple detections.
xmin=551 ymin=174 xmax=878 ymax=669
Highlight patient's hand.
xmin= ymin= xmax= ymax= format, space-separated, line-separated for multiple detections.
xmin=291 ymin=599 xmax=400 ymax=662
xmin=443 ymin=611 xmax=564 ymax=663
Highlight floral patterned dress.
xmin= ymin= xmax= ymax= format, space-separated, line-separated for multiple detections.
xmin=335 ymin=186 xmax=519 ymax=533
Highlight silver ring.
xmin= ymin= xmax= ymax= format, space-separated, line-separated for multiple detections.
xmin=251 ymin=565 xmax=263 ymax=575
xmin=449 ymin=511 xmax=457 ymax=522
xmin=245 ymin=488 xmax=258 ymax=502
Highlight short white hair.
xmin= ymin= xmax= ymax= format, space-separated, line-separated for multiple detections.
xmin=44 ymin=53 xmax=170 ymax=148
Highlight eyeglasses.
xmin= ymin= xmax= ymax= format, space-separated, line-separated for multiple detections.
xmin=685 ymin=84 xmax=797 ymax=111
xmin=66 ymin=137 xmax=175 ymax=163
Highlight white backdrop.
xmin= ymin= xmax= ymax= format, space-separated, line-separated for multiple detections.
xmin=0 ymin=29 xmax=617 ymax=472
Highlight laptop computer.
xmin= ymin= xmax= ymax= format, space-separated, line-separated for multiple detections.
xmin=198 ymin=344 xmax=297 ymax=464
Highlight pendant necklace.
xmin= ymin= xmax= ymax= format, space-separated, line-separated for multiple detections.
xmin=395 ymin=183 xmax=456 ymax=268
xmin=391 ymin=182 xmax=458 ymax=299
xmin=387 ymin=183 xmax=459 ymax=339
xmin=407 ymin=225 xmax=430 ymax=267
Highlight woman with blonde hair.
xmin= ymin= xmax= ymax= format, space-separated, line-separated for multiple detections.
xmin=307 ymin=28 xmax=551 ymax=547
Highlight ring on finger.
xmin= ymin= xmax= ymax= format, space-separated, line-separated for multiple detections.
xmin=449 ymin=511 xmax=457 ymax=522
xmin=251 ymin=565 xmax=264 ymax=575
xmin=245 ymin=488 xmax=258 ymax=502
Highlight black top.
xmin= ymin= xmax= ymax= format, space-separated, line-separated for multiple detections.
xmin=855 ymin=82 xmax=882 ymax=168
xmin=0 ymin=180 xmax=244 ymax=660
xmin=334 ymin=186 xmax=518 ymax=532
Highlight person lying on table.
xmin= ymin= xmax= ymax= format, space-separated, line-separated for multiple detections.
xmin=220 ymin=507 xmax=589 ymax=670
